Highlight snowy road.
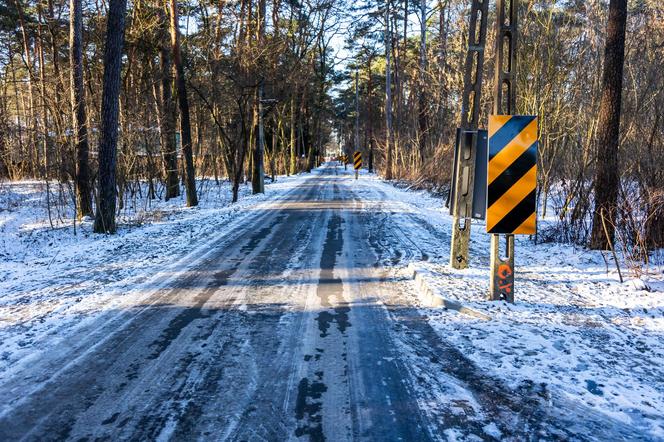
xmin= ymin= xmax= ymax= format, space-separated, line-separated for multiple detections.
xmin=0 ymin=165 xmax=658 ymax=441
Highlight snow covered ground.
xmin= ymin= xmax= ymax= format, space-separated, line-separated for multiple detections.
xmin=1 ymin=165 xmax=663 ymax=439
xmin=0 ymin=175 xmax=305 ymax=380
xmin=347 ymin=170 xmax=664 ymax=439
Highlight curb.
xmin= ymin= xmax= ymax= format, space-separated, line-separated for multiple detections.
xmin=410 ymin=265 xmax=492 ymax=321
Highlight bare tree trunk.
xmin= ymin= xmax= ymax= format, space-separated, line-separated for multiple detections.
xmin=36 ymin=12 xmax=49 ymax=179
xmin=14 ymin=0 xmax=38 ymax=176
xmin=70 ymin=0 xmax=93 ymax=218
xmin=232 ymin=100 xmax=250 ymax=203
xmin=46 ymin=0 xmax=66 ymax=180
xmin=8 ymin=49 xmax=24 ymax=178
xmin=93 ymin=0 xmax=127 ymax=234
xmin=417 ymin=0 xmax=428 ymax=166
xmin=589 ymin=0 xmax=627 ymax=250
xmin=437 ymin=0 xmax=446 ymax=122
xmin=385 ymin=0 xmax=394 ymax=180
xmin=157 ymin=11 xmax=180 ymax=200
xmin=169 ymin=0 xmax=198 ymax=207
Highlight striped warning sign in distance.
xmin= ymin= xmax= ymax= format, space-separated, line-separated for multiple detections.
xmin=486 ymin=115 xmax=538 ymax=235
xmin=353 ymin=151 xmax=362 ymax=170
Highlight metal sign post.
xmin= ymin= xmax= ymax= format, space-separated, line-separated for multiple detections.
xmin=449 ymin=0 xmax=489 ymax=269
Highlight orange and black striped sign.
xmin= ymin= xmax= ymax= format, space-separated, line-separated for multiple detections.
xmin=353 ymin=151 xmax=362 ymax=170
xmin=486 ymin=116 xmax=538 ymax=235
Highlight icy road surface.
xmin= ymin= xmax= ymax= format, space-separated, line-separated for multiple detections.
xmin=0 ymin=165 xmax=659 ymax=441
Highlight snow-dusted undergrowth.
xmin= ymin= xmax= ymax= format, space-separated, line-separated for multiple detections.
xmin=0 ymin=174 xmax=306 ymax=379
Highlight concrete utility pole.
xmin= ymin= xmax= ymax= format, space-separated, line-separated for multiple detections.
xmin=252 ymin=82 xmax=266 ymax=194
xmin=355 ymin=70 xmax=360 ymax=155
xmin=449 ymin=0 xmax=489 ymax=269
xmin=489 ymin=0 xmax=518 ymax=301
xmin=252 ymin=0 xmax=267 ymax=193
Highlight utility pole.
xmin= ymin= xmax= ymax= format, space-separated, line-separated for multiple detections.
xmin=252 ymin=0 xmax=266 ymax=193
xmin=252 ymin=82 xmax=265 ymax=193
xmin=489 ymin=0 xmax=518 ymax=301
xmin=355 ymin=70 xmax=361 ymax=179
xmin=449 ymin=0 xmax=489 ymax=269
xmin=355 ymin=69 xmax=360 ymax=154
xmin=366 ymin=53 xmax=375 ymax=173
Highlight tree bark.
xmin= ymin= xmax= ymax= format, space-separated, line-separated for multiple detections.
xmin=13 ymin=0 xmax=38 ymax=176
xmin=93 ymin=0 xmax=127 ymax=234
xmin=169 ymin=0 xmax=198 ymax=207
xmin=589 ymin=0 xmax=627 ymax=250
xmin=384 ymin=0 xmax=394 ymax=180
xmin=417 ymin=0 xmax=428 ymax=165
xmin=157 ymin=10 xmax=180 ymax=200
xmin=36 ymin=11 xmax=49 ymax=180
xmin=251 ymin=0 xmax=266 ymax=193
xmin=232 ymin=99 xmax=250 ymax=203
xmin=70 ymin=0 xmax=93 ymax=218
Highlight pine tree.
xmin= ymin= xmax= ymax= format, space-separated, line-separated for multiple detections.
xmin=168 ymin=0 xmax=198 ymax=207
xmin=93 ymin=0 xmax=127 ymax=234
xmin=70 ymin=0 xmax=93 ymax=219
xmin=589 ymin=0 xmax=628 ymax=250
